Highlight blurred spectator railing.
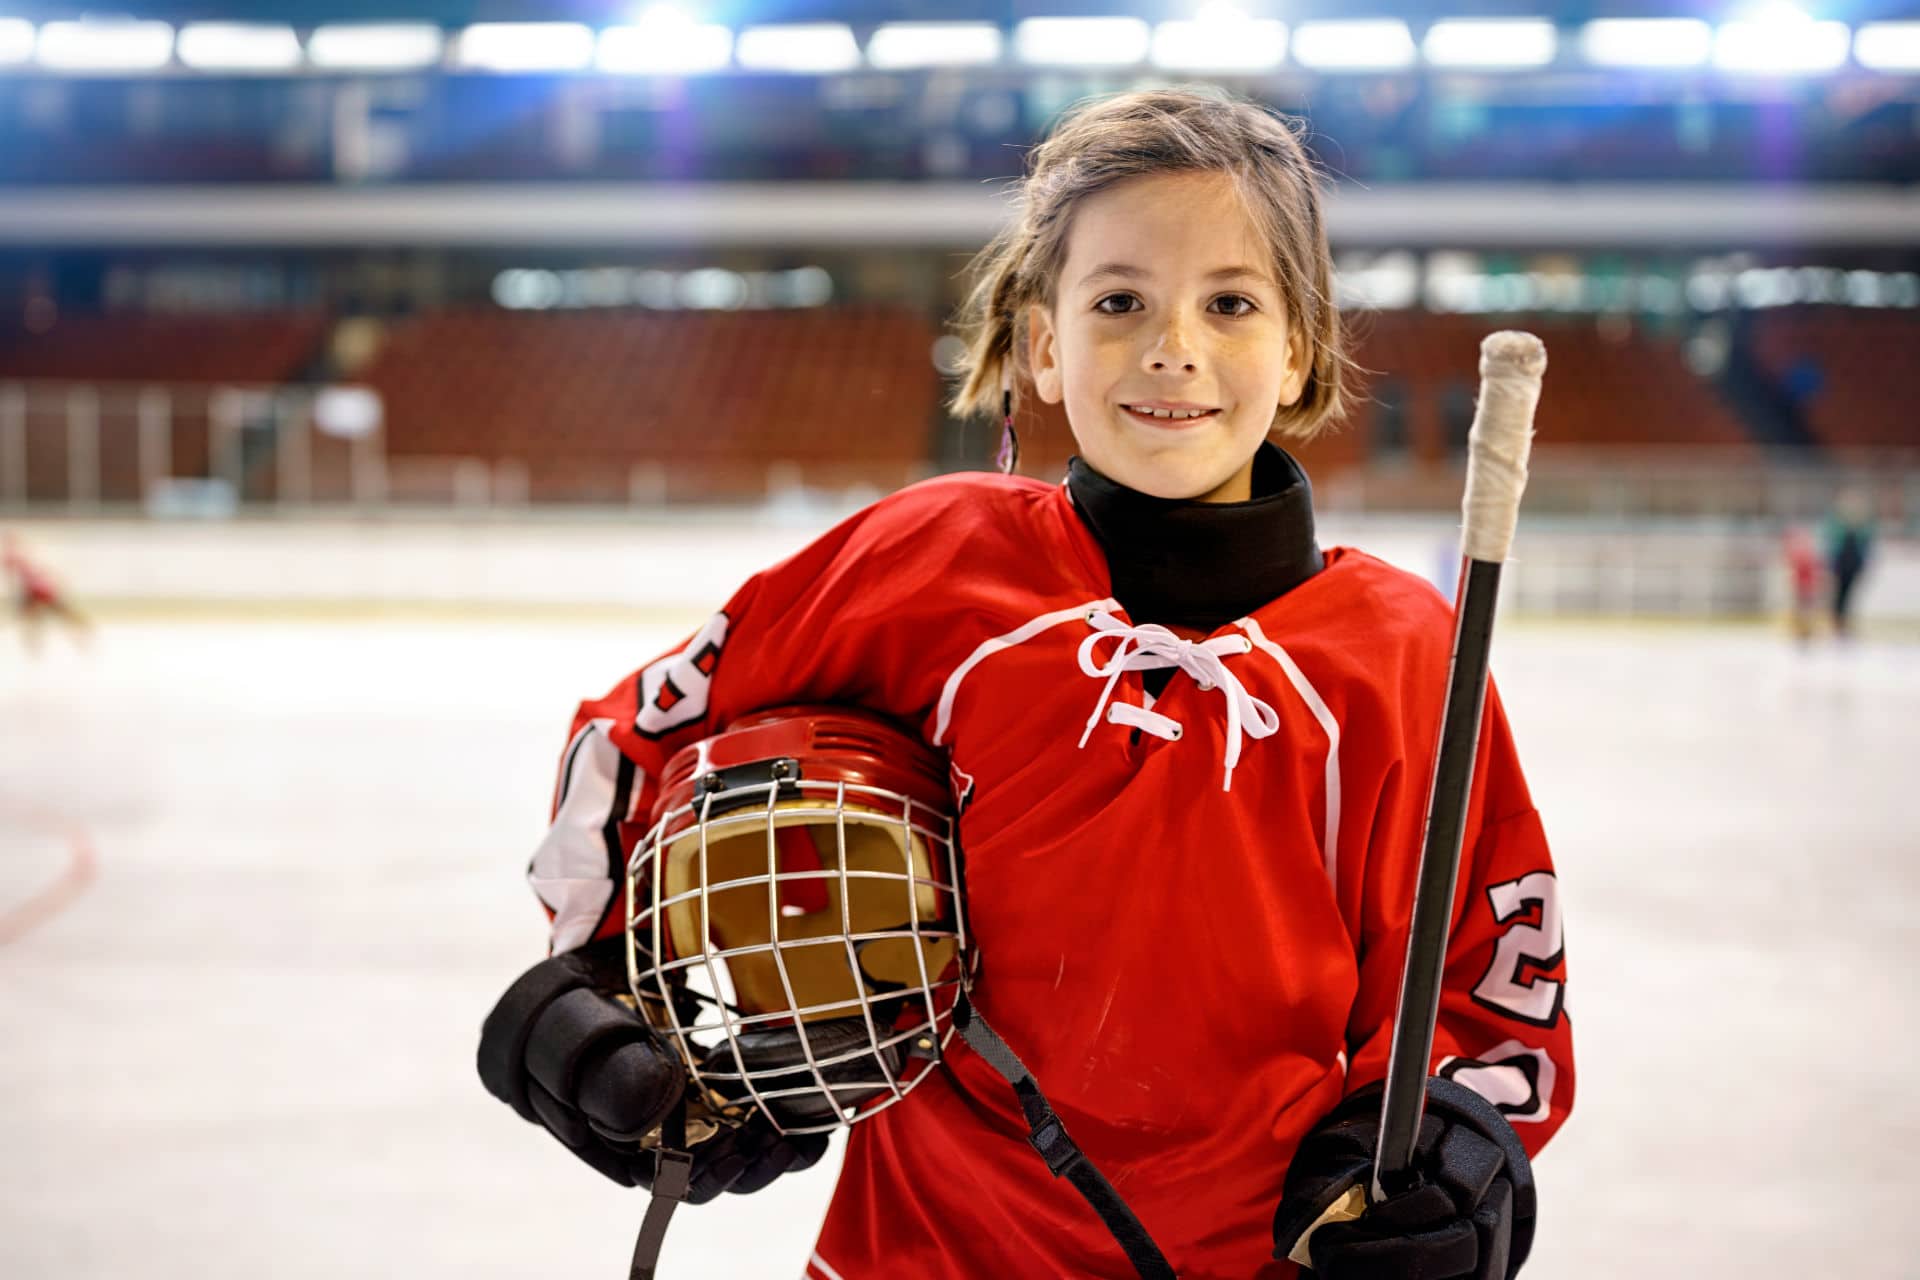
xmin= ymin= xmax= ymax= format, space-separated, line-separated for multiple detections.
xmin=0 ymin=377 xmax=934 ymax=515
xmin=1316 ymin=445 xmax=1919 ymax=529
xmin=0 ymin=379 xmax=383 ymax=513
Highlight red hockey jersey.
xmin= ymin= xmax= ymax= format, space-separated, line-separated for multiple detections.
xmin=528 ymin=470 xmax=1574 ymax=1279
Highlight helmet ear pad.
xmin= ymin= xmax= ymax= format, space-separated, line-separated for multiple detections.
xmin=708 ymin=1019 xmax=907 ymax=1129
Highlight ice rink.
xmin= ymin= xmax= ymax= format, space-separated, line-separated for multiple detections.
xmin=3 ymin=612 xmax=1916 ymax=1279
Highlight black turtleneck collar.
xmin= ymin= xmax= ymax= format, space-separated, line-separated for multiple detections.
xmin=1066 ymin=441 xmax=1323 ymax=634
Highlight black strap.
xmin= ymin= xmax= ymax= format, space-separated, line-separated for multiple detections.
xmin=629 ymin=1106 xmax=692 ymax=1280
xmin=953 ymin=993 xmax=1177 ymax=1280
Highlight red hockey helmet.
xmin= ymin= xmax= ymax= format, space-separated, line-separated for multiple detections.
xmin=625 ymin=705 xmax=970 ymax=1140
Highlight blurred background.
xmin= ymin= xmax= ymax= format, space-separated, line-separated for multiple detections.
xmin=0 ymin=2 xmax=1915 ymax=1278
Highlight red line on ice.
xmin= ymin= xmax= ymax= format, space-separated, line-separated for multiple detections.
xmin=0 ymin=822 xmax=98 ymax=947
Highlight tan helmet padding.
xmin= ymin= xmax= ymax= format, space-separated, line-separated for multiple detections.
xmin=661 ymin=799 xmax=957 ymax=1023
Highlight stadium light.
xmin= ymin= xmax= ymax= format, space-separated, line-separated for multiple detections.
xmin=868 ymin=23 xmax=1003 ymax=70
xmin=37 ymin=19 xmax=174 ymax=72
xmin=678 ymin=268 xmax=749 ymax=310
xmin=1335 ymin=252 xmax=1420 ymax=310
xmin=176 ymin=23 xmax=302 ymax=72
xmin=0 ymin=18 xmax=34 ymax=66
xmin=735 ymin=24 xmax=861 ymax=74
xmin=1150 ymin=7 xmax=1287 ymax=73
xmin=1290 ymin=20 xmax=1416 ymax=71
xmin=307 ymin=24 xmax=445 ymax=71
xmin=1579 ymin=18 xmax=1713 ymax=68
xmin=1422 ymin=18 xmax=1557 ymax=70
xmin=1713 ymin=6 xmax=1850 ymax=74
xmin=453 ymin=23 xmax=595 ymax=72
xmin=598 ymin=7 xmax=733 ymax=74
xmin=1014 ymin=18 xmax=1152 ymax=67
xmin=1855 ymin=21 xmax=1920 ymax=71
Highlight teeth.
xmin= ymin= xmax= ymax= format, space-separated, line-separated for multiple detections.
xmin=1126 ymin=406 xmax=1213 ymax=420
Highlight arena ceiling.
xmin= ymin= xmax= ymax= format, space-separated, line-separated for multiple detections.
xmin=6 ymin=1 xmax=1918 ymax=30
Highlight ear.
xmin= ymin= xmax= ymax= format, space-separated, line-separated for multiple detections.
xmin=1026 ymin=303 xmax=1063 ymax=406
xmin=1276 ymin=327 xmax=1310 ymax=408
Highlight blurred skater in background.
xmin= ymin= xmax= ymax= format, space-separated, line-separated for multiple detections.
xmin=3 ymin=532 xmax=91 ymax=655
xmin=1783 ymin=524 xmax=1821 ymax=645
xmin=1823 ymin=490 xmax=1876 ymax=639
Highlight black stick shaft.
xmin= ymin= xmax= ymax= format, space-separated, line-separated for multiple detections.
xmin=1370 ymin=555 xmax=1503 ymax=1200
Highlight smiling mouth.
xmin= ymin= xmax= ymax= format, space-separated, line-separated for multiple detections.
xmin=1121 ymin=405 xmax=1220 ymax=425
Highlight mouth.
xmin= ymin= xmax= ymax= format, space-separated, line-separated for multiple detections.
xmin=1120 ymin=404 xmax=1221 ymax=427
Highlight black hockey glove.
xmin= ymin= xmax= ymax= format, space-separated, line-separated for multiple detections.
xmin=476 ymin=941 xmax=828 ymax=1203
xmin=477 ymin=941 xmax=687 ymax=1187
xmin=1271 ymin=1077 xmax=1535 ymax=1280
xmin=664 ymin=1109 xmax=832 ymax=1204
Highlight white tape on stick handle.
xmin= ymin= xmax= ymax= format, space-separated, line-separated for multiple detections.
xmin=1461 ymin=331 xmax=1546 ymax=564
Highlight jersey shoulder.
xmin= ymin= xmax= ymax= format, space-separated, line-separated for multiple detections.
xmin=747 ymin=469 xmax=1092 ymax=619
xmin=865 ymin=469 xmax=1060 ymax=529
xmin=836 ymin=469 xmax=1080 ymax=568
xmin=1309 ymin=547 xmax=1459 ymax=653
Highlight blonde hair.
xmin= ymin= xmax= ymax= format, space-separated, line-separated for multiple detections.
xmin=946 ymin=84 xmax=1347 ymax=443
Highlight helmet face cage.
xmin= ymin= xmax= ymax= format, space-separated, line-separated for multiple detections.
xmin=626 ymin=748 xmax=969 ymax=1139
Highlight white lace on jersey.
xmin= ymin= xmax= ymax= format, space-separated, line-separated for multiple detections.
xmin=1075 ymin=610 xmax=1279 ymax=791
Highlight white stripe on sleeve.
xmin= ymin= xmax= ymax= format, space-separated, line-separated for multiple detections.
xmin=527 ymin=717 xmax=634 ymax=952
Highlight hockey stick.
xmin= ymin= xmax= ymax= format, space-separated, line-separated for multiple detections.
xmin=1283 ymin=330 xmax=1546 ymax=1265
xmin=1370 ymin=328 xmax=1545 ymax=1199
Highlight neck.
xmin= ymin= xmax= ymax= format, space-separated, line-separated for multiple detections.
xmin=1066 ymin=443 xmax=1323 ymax=633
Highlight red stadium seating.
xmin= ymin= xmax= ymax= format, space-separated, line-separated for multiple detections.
xmin=0 ymin=311 xmax=327 ymax=384
xmin=1749 ymin=307 xmax=1920 ymax=451
xmin=1333 ymin=312 xmax=1750 ymax=458
xmin=358 ymin=304 xmax=943 ymax=501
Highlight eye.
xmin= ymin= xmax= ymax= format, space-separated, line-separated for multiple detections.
xmin=1092 ymin=293 xmax=1259 ymax=317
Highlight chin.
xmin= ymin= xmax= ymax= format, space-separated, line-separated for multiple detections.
xmin=1104 ymin=455 xmax=1236 ymax=501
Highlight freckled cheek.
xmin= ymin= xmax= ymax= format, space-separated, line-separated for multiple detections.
xmin=1064 ymin=340 xmax=1132 ymax=405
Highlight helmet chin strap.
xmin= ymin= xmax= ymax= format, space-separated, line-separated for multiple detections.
xmin=951 ymin=992 xmax=1174 ymax=1280
xmin=628 ymin=1103 xmax=692 ymax=1280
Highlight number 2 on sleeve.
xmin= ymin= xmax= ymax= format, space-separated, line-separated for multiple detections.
xmin=1470 ymin=871 xmax=1565 ymax=1028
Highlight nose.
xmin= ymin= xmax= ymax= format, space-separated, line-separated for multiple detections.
xmin=1145 ymin=311 xmax=1199 ymax=373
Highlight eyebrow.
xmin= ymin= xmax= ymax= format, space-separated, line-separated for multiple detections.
xmin=1077 ymin=262 xmax=1275 ymax=289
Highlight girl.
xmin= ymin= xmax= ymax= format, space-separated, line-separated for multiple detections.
xmin=481 ymin=86 xmax=1574 ymax=1279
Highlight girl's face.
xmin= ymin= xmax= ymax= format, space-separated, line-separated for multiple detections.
xmin=1027 ymin=169 xmax=1308 ymax=503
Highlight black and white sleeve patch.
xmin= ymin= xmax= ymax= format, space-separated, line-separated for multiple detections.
xmin=528 ymin=718 xmax=638 ymax=952
xmin=1438 ymin=1040 xmax=1555 ymax=1124
xmin=635 ymin=611 xmax=728 ymax=740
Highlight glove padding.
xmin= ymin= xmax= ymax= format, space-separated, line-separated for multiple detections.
xmin=1272 ymin=1077 xmax=1535 ymax=1280
xmin=478 ymin=943 xmax=689 ymax=1186
xmin=477 ymin=944 xmax=829 ymax=1202
xmin=667 ymin=1109 xmax=832 ymax=1204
